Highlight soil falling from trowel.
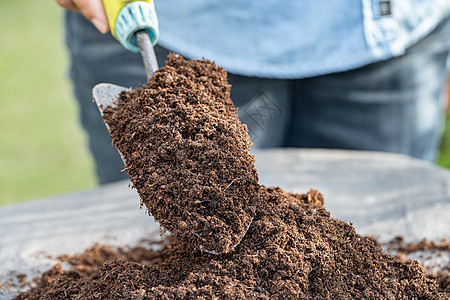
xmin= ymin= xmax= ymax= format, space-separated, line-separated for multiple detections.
xmin=103 ymin=53 xmax=258 ymax=254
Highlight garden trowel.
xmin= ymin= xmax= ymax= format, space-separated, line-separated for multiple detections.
xmin=92 ymin=0 xmax=253 ymax=255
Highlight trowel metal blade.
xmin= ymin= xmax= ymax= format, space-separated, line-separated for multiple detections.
xmin=92 ymin=83 xmax=129 ymax=116
xmin=92 ymin=83 xmax=129 ymax=164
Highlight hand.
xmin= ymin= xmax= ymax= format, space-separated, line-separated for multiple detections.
xmin=55 ymin=0 xmax=109 ymax=34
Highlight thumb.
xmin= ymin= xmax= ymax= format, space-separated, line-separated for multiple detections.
xmin=73 ymin=0 xmax=110 ymax=34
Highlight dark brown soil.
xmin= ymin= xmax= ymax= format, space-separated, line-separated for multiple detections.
xmin=102 ymin=53 xmax=258 ymax=254
xmin=14 ymin=189 xmax=445 ymax=299
xmin=387 ymin=236 xmax=450 ymax=254
xmin=385 ymin=236 xmax=450 ymax=295
xmin=9 ymin=54 xmax=447 ymax=299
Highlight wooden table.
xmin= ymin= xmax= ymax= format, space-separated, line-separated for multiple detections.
xmin=1 ymin=149 xmax=449 ymax=298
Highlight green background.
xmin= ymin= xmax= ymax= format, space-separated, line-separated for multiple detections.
xmin=0 ymin=1 xmax=449 ymax=206
xmin=0 ymin=1 xmax=96 ymax=206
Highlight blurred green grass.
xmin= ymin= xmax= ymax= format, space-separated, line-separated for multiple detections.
xmin=438 ymin=114 xmax=450 ymax=169
xmin=0 ymin=2 xmax=449 ymax=206
xmin=0 ymin=1 xmax=96 ymax=206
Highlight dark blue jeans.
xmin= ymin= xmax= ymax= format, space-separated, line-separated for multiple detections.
xmin=65 ymin=12 xmax=450 ymax=184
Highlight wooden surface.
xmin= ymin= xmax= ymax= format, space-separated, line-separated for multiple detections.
xmin=1 ymin=148 xmax=449 ymax=298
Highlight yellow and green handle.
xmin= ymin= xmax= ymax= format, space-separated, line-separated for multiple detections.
xmin=102 ymin=0 xmax=159 ymax=52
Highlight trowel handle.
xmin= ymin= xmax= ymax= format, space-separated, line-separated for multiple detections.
xmin=102 ymin=0 xmax=159 ymax=52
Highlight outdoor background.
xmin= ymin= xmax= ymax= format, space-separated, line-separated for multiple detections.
xmin=0 ymin=1 xmax=96 ymax=206
xmin=0 ymin=2 xmax=449 ymax=206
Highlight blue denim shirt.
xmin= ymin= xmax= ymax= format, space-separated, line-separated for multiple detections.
xmin=155 ymin=0 xmax=450 ymax=79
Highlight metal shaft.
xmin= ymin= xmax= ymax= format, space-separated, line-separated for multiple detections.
xmin=135 ymin=30 xmax=159 ymax=82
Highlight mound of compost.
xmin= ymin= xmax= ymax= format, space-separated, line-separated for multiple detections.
xmin=103 ymin=53 xmax=258 ymax=254
xmin=14 ymin=189 xmax=445 ymax=299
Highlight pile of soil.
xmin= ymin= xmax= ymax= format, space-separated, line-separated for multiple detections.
xmin=9 ymin=54 xmax=448 ymax=299
xmin=14 ymin=189 xmax=445 ymax=299
xmin=103 ymin=53 xmax=258 ymax=254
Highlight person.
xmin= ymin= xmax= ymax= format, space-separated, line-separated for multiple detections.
xmin=55 ymin=0 xmax=450 ymax=184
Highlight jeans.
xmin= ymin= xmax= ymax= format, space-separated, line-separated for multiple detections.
xmin=65 ymin=12 xmax=450 ymax=184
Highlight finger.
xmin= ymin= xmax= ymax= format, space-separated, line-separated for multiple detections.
xmin=55 ymin=0 xmax=80 ymax=12
xmin=73 ymin=0 xmax=110 ymax=34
